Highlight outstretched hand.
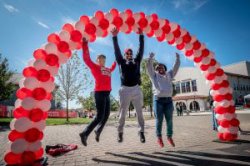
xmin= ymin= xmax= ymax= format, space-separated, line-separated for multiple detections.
xmin=111 ymin=27 xmax=119 ymax=36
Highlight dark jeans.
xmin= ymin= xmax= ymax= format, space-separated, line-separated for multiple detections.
xmin=83 ymin=91 xmax=110 ymax=137
xmin=154 ymin=97 xmax=174 ymax=138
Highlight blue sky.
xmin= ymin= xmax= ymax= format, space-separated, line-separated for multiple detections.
xmin=1 ymin=0 xmax=250 ymax=108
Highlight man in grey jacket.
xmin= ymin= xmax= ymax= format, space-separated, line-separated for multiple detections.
xmin=146 ymin=52 xmax=180 ymax=148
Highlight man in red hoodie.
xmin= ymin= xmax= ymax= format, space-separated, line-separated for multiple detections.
xmin=79 ymin=38 xmax=116 ymax=146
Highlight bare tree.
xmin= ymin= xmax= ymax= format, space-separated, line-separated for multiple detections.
xmin=56 ymin=52 xmax=93 ymax=121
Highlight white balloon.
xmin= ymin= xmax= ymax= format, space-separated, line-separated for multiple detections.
xmin=155 ymin=29 xmax=163 ymax=37
xmin=37 ymin=99 xmax=51 ymax=111
xmin=158 ymin=18 xmax=166 ymax=28
xmin=184 ymin=43 xmax=193 ymax=51
xmin=75 ymin=21 xmax=85 ymax=34
xmin=120 ymin=24 xmax=129 ymax=33
xmin=169 ymin=22 xmax=178 ymax=32
xmin=180 ymin=28 xmax=187 ymax=37
xmin=11 ymin=139 xmax=28 ymax=154
xmin=145 ymin=15 xmax=153 ymax=24
xmin=120 ymin=12 xmax=128 ymax=20
xmin=14 ymin=117 xmax=31 ymax=132
xmin=33 ymin=59 xmax=47 ymax=70
xmin=45 ymin=42 xmax=57 ymax=54
xmin=90 ymin=17 xmax=99 ymax=26
xmin=166 ymin=33 xmax=174 ymax=41
xmin=21 ymin=97 xmax=36 ymax=110
xmin=47 ymin=66 xmax=59 ymax=76
xmin=143 ymin=25 xmax=152 ymax=34
xmin=132 ymin=24 xmax=140 ymax=33
xmin=68 ymin=40 xmax=78 ymax=50
xmin=27 ymin=141 xmax=42 ymax=152
xmin=215 ymin=114 xmax=223 ymax=120
xmin=218 ymin=126 xmax=226 ymax=133
xmin=27 ymin=59 xmax=36 ymax=67
xmin=105 ymin=12 xmax=114 ymax=22
xmin=96 ymin=27 xmax=104 ymax=37
xmin=14 ymin=99 xmax=22 ymax=108
xmin=19 ymin=78 xmax=25 ymax=88
xmin=223 ymin=113 xmax=235 ymax=120
xmin=133 ymin=13 xmax=141 ymax=22
xmin=10 ymin=119 xmax=16 ymax=130
xmin=59 ymin=30 xmax=70 ymax=42
xmin=34 ymin=120 xmax=46 ymax=131
xmin=39 ymin=80 xmax=55 ymax=92
xmin=227 ymin=126 xmax=238 ymax=134
xmin=190 ymin=36 xmax=197 ymax=43
xmin=107 ymin=24 xmax=116 ymax=34
xmin=23 ymin=77 xmax=39 ymax=90
xmin=58 ymin=52 xmax=69 ymax=64
xmin=201 ymin=57 xmax=211 ymax=65
xmin=175 ymin=37 xmax=183 ymax=45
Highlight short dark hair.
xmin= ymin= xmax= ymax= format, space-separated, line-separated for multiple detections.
xmin=155 ymin=63 xmax=167 ymax=71
xmin=97 ymin=54 xmax=106 ymax=59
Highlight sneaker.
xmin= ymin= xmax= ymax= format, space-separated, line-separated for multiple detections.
xmin=94 ymin=130 xmax=100 ymax=142
xmin=157 ymin=137 xmax=164 ymax=148
xmin=118 ymin=132 xmax=123 ymax=143
xmin=79 ymin=132 xmax=88 ymax=146
xmin=167 ymin=137 xmax=175 ymax=147
xmin=139 ymin=132 xmax=146 ymax=143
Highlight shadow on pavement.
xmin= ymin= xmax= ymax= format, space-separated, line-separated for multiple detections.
xmin=213 ymin=139 xmax=250 ymax=145
xmin=92 ymin=150 xmax=250 ymax=166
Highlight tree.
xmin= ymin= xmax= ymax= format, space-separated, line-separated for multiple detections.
xmin=0 ymin=54 xmax=16 ymax=101
xmin=140 ymin=59 xmax=157 ymax=117
xmin=56 ymin=52 xmax=93 ymax=121
xmin=77 ymin=94 xmax=95 ymax=112
xmin=110 ymin=95 xmax=119 ymax=112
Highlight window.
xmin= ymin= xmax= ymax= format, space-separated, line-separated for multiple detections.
xmin=186 ymin=81 xmax=191 ymax=92
xmin=191 ymin=80 xmax=197 ymax=92
xmin=175 ymin=82 xmax=181 ymax=94
xmin=233 ymin=84 xmax=237 ymax=91
xmin=181 ymin=82 xmax=186 ymax=93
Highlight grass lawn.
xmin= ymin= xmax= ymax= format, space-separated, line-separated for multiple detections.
xmin=0 ymin=117 xmax=92 ymax=126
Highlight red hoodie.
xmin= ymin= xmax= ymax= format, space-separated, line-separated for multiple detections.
xmin=82 ymin=42 xmax=116 ymax=92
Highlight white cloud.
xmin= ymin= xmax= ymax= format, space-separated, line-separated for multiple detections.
xmin=37 ymin=21 xmax=50 ymax=29
xmin=95 ymin=38 xmax=113 ymax=47
xmin=171 ymin=0 xmax=208 ymax=11
xmin=89 ymin=47 xmax=96 ymax=53
xmin=61 ymin=16 xmax=76 ymax=24
xmin=3 ymin=3 xmax=19 ymax=13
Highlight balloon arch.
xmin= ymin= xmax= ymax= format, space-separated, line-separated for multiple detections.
xmin=4 ymin=9 xmax=240 ymax=165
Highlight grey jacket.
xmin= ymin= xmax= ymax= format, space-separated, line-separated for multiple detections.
xmin=146 ymin=56 xmax=180 ymax=98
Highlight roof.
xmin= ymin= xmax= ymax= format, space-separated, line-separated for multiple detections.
xmin=173 ymin=95 xmax=208 ymax=101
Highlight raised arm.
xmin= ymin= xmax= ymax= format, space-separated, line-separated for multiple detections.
xmin=146 ymin=52 xmax=156 ymax=80
xmin=110 ymin=61 xmax=117 ymax=72
xmin=111 ymin=28 xmax=124 ymax=64
xmin=135 ymin=28 xmax=144 ymax=62
xmin=82 ymin=38 xmax=97 ymax=69
xmin=170 ymin=53 xmax=180 ymax=78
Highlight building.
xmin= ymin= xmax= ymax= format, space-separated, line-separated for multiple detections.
xmin=173 ymin=61 xmax=250 ymax=112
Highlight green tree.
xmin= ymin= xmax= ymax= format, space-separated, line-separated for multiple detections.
xmin=0 ymin=54 xmax=16 ymax=101
xmin=56 ymin=52 xmax=93 ymax=122
xmin=140 ymin=58 xmax=157 ymax=117
xmin=110 ymin=95 xmax=119 ymax=112
xmin=77 ymin=94 xmax=95 ymax=112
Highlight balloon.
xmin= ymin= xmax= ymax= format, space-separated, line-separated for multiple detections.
xmin=183 ymin=32 xmax=191 ymax=43
xmin=70 ymin=30 xmax=82 ymax=42
xmin=166 ymin=33 xmax=174 ymax=42
xmin=58 ymin=52 xmax=69 ymax=64
xmin=27 ymin=141 xmax=42 ymax=152
xmin=23 ymin=77 xmax=39 ymax=90
xmin=37 ymin=100 xmax=51 ymax=111
xmin=13 ymin=107 xmax=28 ymax=118
xmin=45 ymin=42 xmax=57 ymax=54
xmin=62 ymin=23 xmax=74 ymax=33
xmin=29 ymin=108 xmax=44 ymax=122
xmin=223 ymin=133 xmax=234 ymax=141
xmin=169 ymin=22 xmax=179 ymax=32
xmin=150 ymin=20 xmax=160 ymax=30
xmin=155 ymin=29 xmax=163 ymax=37
xmin=75 ymin=21 xmax=85 ymax=34
xmin=8 ymin=130 xmax=24 ymax=142
xmin=173 ymin=29 xmax=181 ymax=38
xmin=23 ymin=67 xmax=37 ymax=77
xmin=33 ymin=49 xmax=47 ymax=60
xmin=32 ymin=88 xmax=47 ymax=100
xmin=59 ymin=30 xmax=70 ymax=42
xmin=89 ymin=34 xmax=96 ymax=42
xmin=21 ymin=97 xmax=36 ymax=110
xmin=177 ymin=42 xmax=185 ymax=50
xmin=99 ymin=18 xmax=109 ymax=30
xmin=223 ymin=113 xmax=235 ymax=121
xmin=24 ymin=128 xmax=41 ymax=142
xmin=11 ymin=139 xmax=27 ymax=153
xmin=47 ymin=33 xmax=61 ymax=45
xmin=16 ymin=88 xmax=32 ymax=99
xmin=105 ymin=12 xmax=114 ymax=22
xmin=40 ymin=80 xmax=55 ymax=92
xmin=138 ymin=17 xmax=148 ymax=29
xmin=35 ymin=148 xmax=44 ymax=160
xmin=217 ymin=126 xmax=226 ymax=133
xmin=80 ymin=15 xmax=90 ymax=25
xmin=202 ymin=49 xmax=210 ymax=57
xmin=33 ymin=59 xmax=47 ymax=70
xmin=125 ymin=17 xmax=135 ymax=27
xmin=45 ymin=54 xmax=59 ymax=66
xmin=125 ymin=9 xmax=133 ymax=17
xmin=110 ymin=8 xmax=119 ymax=17
xmin=227 ymin=126 xmax=238 ymax=134
xmin=156 ymin=33 xmax=166 ymax=42
xmin=4 ymin=152 xmax=21 ymax=165
xmin=21 ymin=151 xmax=36 ymax=165
xmin=57 ymin=41 xmax=69 ymax=53
xmin=146 ymin=30 xmax=154 ymax=38
xmin=34 ymin=120 xmax=46 ymax=131
xmin=85 ymin=23 xmax=96 ymax=35
xmin=95 ymin=10 xmax=105 ymax=20
xmin=185 ymin=50 xmax=194 ymax=57
xmin=219 ymin=119 xmax=230 ymax=128
xmin=112 ymin=16 xmax=123 ymax=28
xmin=230 ymin=118 xmax=240 ymax=126
xmin=37 ymin=69 xmax=51 ymax=82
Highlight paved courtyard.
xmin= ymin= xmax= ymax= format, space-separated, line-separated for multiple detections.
xmin=1 ymin=113 xmax=250 ymax=166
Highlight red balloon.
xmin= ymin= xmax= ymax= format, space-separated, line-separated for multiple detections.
xmin=16 ymin=88 xmax=32 ymax=99
xmin=8 ymin=130 xmax=24 ymax=142
xmin=177 ymin=42 xmax=185 ymax=50
xmin=80 ymin=15 xmax=90 ymax=25
xmin=21 ymin=151 xmax=36 ymax=165
xmin=173 ymin=29 xmax=181 ymax=38
xmin=151 ymin=13 xmax=158 ymax=20
xmin=47 ymin=33 xmax=61 ymax=44
xmin=125 ymin=17 xmax=135 ymax=27
xmin=162 ymin=22 xmax=171 ymax=34
xmin=125 ymin=9 xmax=133 ymax=17
xmin=185 ymin=50 xmax=194 ymax=56
xmin=99 ymin=18 xmax=109 ymax=30
xmin=95 ymin=10 xmax=104 ymax=20
xmin=89 ymin=34 xmax=96 ymax=42
xmin=110 ymin=8 xmax=119 ymax=17
xmin=202 ymin=49 xmax=210 ymax=57
xmin=217 ymin=132 xmax=224 ymax=140
xmin=146 ymin=30 xmax=154 ymax=37
xmin=139 ymin=12 xmax=145 ymax=18
xmin=24 ymin=128 xmax=41 ymax=142
xmin=223 ymin=132 xmax=233 ymax=141
xmin=102 ymin=30 xmax=109 ymax=37
xmin=220 ymin=119 xmax=230 ymax=128
xmin=193 ymin=40 xmax=201 ymax=50
xmin=37 ymin=69 xmax=50 ymax=82
xmin=230 ymin=118 xmax=240 ymax=126
xmin=4 ymin=152 xmax=21 ymax=165
xmin=150 ymin=20 xmax=160 ymax=30
xmin=70 ymin=30 xmax=82 ymax=42
xmin=45 ymin=54 xmax=59 ymax=66
xmin=35 ymin=148 xmax=44 ymax=160
xmin=85 ymin=23 xmax=96 ymax=35
xmin=138 ymin=17 xmax=148 ymax=29
xmin=194 ymin=56 xmax=203 ymax=63
xmin=183 ymin=33 xmax=191 ymax=43
xmin=215 ymin=68 xmax=224 ymax=76
xmin=45 ymin=92 xmax=52 ymax=100
xmin=209 ymin=59 xmax=217 ymax=66
xmin=112 ymin=16 xmax=123 ymax=28
xmin=43 ymin=111 xmax=48 ymax=119
xmin=57 ymin=41 xmax=69 ymax=53
xmin=33 ymin=49 xmax=47 ymax=60
xmin=13 ymin=107 xmax=29 ymax=118
xmin=200 ymin=64 xmax=209 ymax=71
xmin=156 ymin=33 xmax=166 ymax=42
xmin=62 ymin=23 xmax=74 ymax=33
xmin=29 ymin=108 xmax=44 ymax=122
xmin=23 ymin=67 xmax=37 ymax=77
xmin=214 ymin=93 xmax=232 ymax=102
xmin=32 ymin=87 xmax=47 ymax=100
xmin=206 ymin=72 xmax=215 ymax=80
xmin=168 ymin=38 xmax=175 ymax=45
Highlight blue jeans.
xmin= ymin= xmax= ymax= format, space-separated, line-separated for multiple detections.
xmin=154 ymin=97 xmax=174 ymax=138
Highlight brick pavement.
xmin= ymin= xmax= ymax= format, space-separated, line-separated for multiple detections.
xmin=1 ymin=114 xmax=250 ymax=166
